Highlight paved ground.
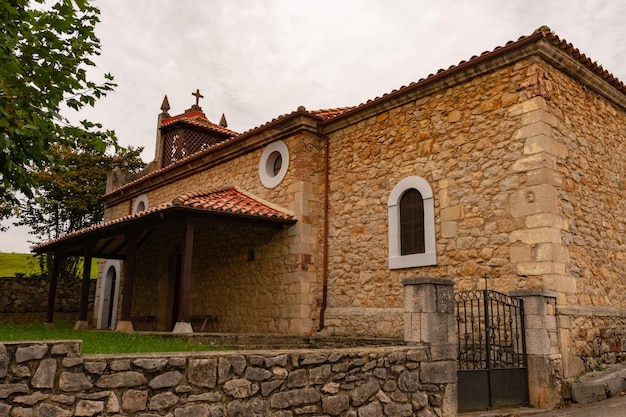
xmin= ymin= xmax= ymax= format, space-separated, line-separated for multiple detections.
xmin=459 ymin=394 xmax=626 ymax=417
xmin=460 ymin=362 xmax=626 ymax=417
xmin=531 ymin=394 xmax=626 ymax=417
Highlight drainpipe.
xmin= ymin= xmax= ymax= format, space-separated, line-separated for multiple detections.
xmin=318 ymin=127 xmax=329 ymax=331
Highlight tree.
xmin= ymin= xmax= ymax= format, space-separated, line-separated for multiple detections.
xmin=17 ymin=144 xmax=145 ymax=279
xmin=0 ymin=0 xmax=116 ymax=220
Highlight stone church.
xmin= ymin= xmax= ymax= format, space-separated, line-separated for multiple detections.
xmin=36 ymin=26 xmax=626 ymax=388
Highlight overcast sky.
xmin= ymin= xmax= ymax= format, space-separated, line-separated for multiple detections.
xmin=2 ymin=0 xmax=626 ymax=253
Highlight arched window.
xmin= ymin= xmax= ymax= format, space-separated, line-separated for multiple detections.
xmin=400 ymin=189 xmax=425 ymax=255
xmin=388 ymin=176 xmax=436 ymax=269
xmin=133 ymin=194 xmax=149 ymax=213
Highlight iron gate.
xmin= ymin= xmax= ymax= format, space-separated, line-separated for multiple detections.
xmin=455 ymin=289 xmax=529 ymax=411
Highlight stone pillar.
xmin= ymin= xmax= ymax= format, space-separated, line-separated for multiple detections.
xmin=403 ymin=276 xmax=457 ymax=416
xmin=510 ymin=289 xmax=562 ymax=410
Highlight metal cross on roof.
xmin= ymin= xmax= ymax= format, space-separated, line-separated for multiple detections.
xmin=192 ymin=89 xmax=204 ymax=106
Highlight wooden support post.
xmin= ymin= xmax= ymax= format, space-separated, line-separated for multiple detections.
xmin=116 ymin=234 xmax=137 ymax=332
xmin=45 ymin=254 xmax=61 ymax=326
xmin=173 ymin=218 xmax=195 ymax=334
xmin=75 ymin=247 xmax=93 ymax=330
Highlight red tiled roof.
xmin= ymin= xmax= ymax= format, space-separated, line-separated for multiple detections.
xmin=308 ymin=107 xmax=355 ymax=120
xmin=161 ymin=110 xmax=238 ymax=137
xmin=326 ymin=26 xmax=625 ymax=121
xmin=33 ymin=187 xmax=295 ymax=253
xmin=172 ymin=187 xmax=295 ymax=220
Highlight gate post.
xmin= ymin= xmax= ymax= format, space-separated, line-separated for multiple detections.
xmin=403 ymin=277 xmax=457 ymax=416
xmin=510 ymin=289 xmax=562 ymax=409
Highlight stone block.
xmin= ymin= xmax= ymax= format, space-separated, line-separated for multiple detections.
xmin=440 ymin=221 xmax=457 ymax=238
xmin=526 ymin=355 xmax=562 ymax=410
xmin=534 ymin=243 xmax=569 ymax=263
xmin=404 ymin=283 xmax=436 ymax=313
xmin=516 ymin=261 xmax=565 ymax=276
xmin=512 ymin=122 xmax=553 ymax=143
xmin=526 ymin=167 xmax=563 ymax=186
xmin=524 ymin=134 xmax=567 ymax=157
xmin=510 ymin=184 xmax=559 ymax=218
xmin=122 ymin=389 xmax=148 ymax=413
xmin=95 ymin=371 xmax=146 ymax=389
xmin=510 ymin=244 xmax=531 ymax=263
xmin=31 ymin=359 xmax=57 ymax=389
xmin=187 ymin=359 xmax=217 ymax=388
xmin=430 ymin=344 xmax=457 ymax=361
xmin=440 ymin=206 xmax=463 ymax=221
xmin=15 ymin=345 xmax=48 ymax=363
xmin=525 ymin=328 xmax=551 ymax=355
xmin=507 ymin=96 xmax=548 ymax=117
xmin=526 ymin=213 xmax=568 ymax=230
xmin=571 ymin=382 xmax=607 ymax=404
xmin=521 ymin=109 xmax=560 ymax=129
xmin=543 ymin=275 xmax=577 ymax=294
xmin=59 ymin=372 xmax=93 ymax=392
xmin=420 ymin=361 xmax=457 ymax=384
xmin=511 ymin=152 xmax=557 ymax=173
xmin=510 ymin=227 xmax=562 ymax=245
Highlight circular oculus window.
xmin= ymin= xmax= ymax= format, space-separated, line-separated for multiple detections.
xmin=259 ymin=140 xmax=289 ymax=188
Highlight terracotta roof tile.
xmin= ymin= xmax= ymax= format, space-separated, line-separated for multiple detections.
xmin=161 ymin=110 xmax=239 ymax=137
xmin=173 ymin=187 xmax=295 ymax=220
xmin=327 ymin=26 xmax=626 ymax=121
xmin=33 ymin=187 xmax=295 ymax=252
xmin=308 ymin=107 xmax=355 ymax=120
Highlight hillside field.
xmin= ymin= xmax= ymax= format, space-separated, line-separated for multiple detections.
xmin=0 ymin=252 xmax=99 ymax=278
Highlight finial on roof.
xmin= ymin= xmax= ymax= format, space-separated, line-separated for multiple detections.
xmin=192 ymin=89 xmax=204 ymax=106
xmin=536 ymin=25 xmax=552 ymax=35
xmin=185 ymin=88 xmax=204 ymax=112
xmin=297 ymin=105 xmax=306 ymax=112
xmin=160 ymin=95 xmax=171 ymax=117
xmin=219 ymin=113 xmax=228 ymax=127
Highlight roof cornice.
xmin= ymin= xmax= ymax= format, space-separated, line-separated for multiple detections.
xmin=321 ymin=30 xmax=626 ymax=134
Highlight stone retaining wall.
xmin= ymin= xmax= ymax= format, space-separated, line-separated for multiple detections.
xmin=0 ymin=341 xmax=457 ymax=416
xmin=0 ymin=278 xmax=96 ymax=314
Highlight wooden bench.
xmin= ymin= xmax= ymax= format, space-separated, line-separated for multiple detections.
xmin=191 ymin=315 xmax=218 ymax=332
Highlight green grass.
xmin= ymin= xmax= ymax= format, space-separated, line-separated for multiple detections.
xmin=0 ymin=252 xmax=99 ymax=278
xmin=0 ymin=252 xmax=41 ymax=277
xmin=0 ymin=314 xmax=214 ymax=354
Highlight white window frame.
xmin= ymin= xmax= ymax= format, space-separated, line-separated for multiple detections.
xmin=133 ymin=194 xmax=149 ymax=213
xmin=259 ymin=140 xmax=289 ymax=188
xmin=388 ymin=176 xmax=437 ymax=269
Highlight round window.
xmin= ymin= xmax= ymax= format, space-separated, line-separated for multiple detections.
xmin=259 ymin=140 xmax=289 ymax=188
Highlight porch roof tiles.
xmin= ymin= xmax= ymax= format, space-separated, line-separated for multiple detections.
xmin=32 ymin=187 xmax=295 ymax=256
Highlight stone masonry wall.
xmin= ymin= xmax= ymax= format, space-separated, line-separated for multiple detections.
xmin=0 ymin=277 xmax=96 ymax=314
xmin=324 ymin=58 xmax=538 ymax=337
xmin=0 ymin=341 xmax=457 ymax=417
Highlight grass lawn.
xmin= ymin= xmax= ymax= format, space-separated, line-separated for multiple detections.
xmin=0 ymin=313 xmax=215 ymax=354
xmin=0 ymin=252 xmax=99 ymax=278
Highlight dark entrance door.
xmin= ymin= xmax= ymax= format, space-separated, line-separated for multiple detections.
xmin=456 ymin=289 xmax=529 ymax=412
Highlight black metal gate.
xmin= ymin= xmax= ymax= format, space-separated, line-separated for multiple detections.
xmin=455 ymin=289 xmax=529 ymax=411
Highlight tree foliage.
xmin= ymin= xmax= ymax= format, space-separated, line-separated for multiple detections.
xmin=0 ymin=0 xmax=116 ymax=209
xmin=17 ymin=144 xmax=145 ymax=279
